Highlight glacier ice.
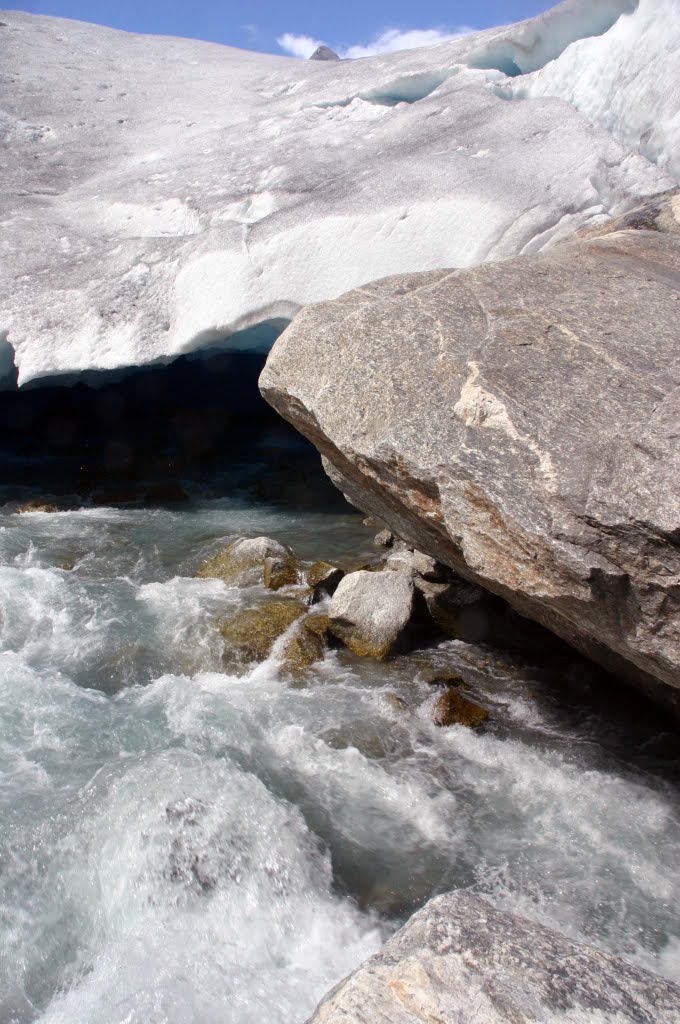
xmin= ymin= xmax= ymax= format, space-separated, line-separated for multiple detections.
xmin=0 ymin=1 xmax=675 ymax=384
xmin=464 ymin=0 xmax=639 ymax=75
xmin=501 ymin=0 xmax=680 ymax=182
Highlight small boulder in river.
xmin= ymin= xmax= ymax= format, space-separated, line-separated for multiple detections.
xmin=305 ymin=561 xmax=345 ymax=602
xmin=16 ymin=499 xmax=60 ymax=513
xmin=328 ymin=570 xmax=415 ymax=659
xmin=219 ymin=600 xmax=305 ymax=663
xmin=263 ymin=551 xmax=300 ymax=591
xmin=307 ymin=890 xmax=680 ymax=1024
xmin=432 ymin=688 xmax=488 ymax=728
xmin=196 ymin=536 xmax=297 ymax=588
xmin=278 ymin=615 xmax=330 ymax=680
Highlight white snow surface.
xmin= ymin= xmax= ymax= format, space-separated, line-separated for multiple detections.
xmin=502 ymin=0 xmax=680 ymax=182
xmin=0 ymin=1 xmax=675 ymax=383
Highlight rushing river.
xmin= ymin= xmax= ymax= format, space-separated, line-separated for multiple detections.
xmin=1 ymin=431 xmax=679 ymax=1023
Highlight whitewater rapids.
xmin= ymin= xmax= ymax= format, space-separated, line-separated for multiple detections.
xmin=1 ymin=488 xmax=679 ymax=1024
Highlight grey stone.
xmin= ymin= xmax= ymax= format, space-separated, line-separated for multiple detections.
xmin=374 ymin=529 xmax=395 ymax=548
xmin=308 ymin=890 xmax=680 ymax=1024
xmin=385 ymin=548 xmax=445 ymax=580
xmin=260 ymin=194 xmax=680 ymax=711
xmin=328 ymin=570 xmax=415 ymax=659
xmin=309 ymin=46 xmax=341 ymax=61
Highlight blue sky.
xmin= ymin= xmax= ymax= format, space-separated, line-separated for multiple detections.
xmin=6 ymin=1 xmax=554 ymax=57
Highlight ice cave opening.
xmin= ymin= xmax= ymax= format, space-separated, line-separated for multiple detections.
xmin=0 ymin=320 xmax=344 ymax=508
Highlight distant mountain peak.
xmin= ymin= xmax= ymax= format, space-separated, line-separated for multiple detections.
xmin=309 ymin=45 xmax=340 ymax=61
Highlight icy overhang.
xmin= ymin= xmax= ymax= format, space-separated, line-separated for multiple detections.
xmin=0 ymin=0 xmax=675 ymax=384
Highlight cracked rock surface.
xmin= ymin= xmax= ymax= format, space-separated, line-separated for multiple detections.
xmin=307 ymin=890 xmax=680 ymax=1024
xmin=261 ymin=194 xmax=680 ymax=708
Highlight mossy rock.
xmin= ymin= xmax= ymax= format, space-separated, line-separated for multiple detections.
xmin=17 ymin=499 xmax=59 ymax=513
xmin=422 ymin=669 xmax=467 ymax=688
xmin=264 ymin=553 xmax=300 ymax=591
xmin=302 ymin=614 xmax=332 ymax=639
xmin=279 ymin=616 xmax=329 ymax=681
xmin=306 ymin=561 xmax=345 ymax=602
xmin=219 ymin=600 xmax=305 ymax=663
xmin=432 ymin=689 xmax=489 ymax=729
xmin=196 ymin=536 xmax=295 ymax=588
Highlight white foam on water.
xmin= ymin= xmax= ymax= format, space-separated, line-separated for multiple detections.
xmin=32 ymin=751 xmax=381 ymax=1024
xmin=1 ymin=502 xmax=679 ymax=1023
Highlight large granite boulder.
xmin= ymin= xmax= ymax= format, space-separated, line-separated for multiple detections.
xmin=307 ymin=890 xmax=680 ymax=1024
xmin=260 ymin=194 xmax=680 ymax=710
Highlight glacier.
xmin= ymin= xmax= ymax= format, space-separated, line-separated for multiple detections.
xmin=499 ymin=0 xmax=680 ymax=181
xmin=0 ymin=0 xmax=677 ymax=384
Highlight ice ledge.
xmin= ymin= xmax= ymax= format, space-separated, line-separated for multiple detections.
xmin=0 ymin=1 xmax=675 ymax=384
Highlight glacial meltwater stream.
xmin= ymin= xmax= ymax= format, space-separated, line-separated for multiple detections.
xmin=1 ymin=407 xmax=679 ymax=1023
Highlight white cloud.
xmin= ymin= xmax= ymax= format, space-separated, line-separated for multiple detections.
xmin=339 ymin=26 xmax=475 ymax=59
xmin=276 ymin=32 xmax=325 ymax=59
xmin=276 ymin=26 xmax=475 ymax=61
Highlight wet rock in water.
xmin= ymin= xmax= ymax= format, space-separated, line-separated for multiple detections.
xmin=165 ymin=797 xmax=217 ymax=893
xmin=321 ymin=721 xmax=394 ymax=761
xmin=328 ymin=570 xmax=415 ymax=660
xmin=308 ymin=890 xmax=680 ymax=1024
xmin=374 ymin=528 xmax=394 ymax=548
xmin=306 ymin=561 xmax=345 ymax=602
xmin=219 ymin=600 xmax=305 ymax=662
xmin=166 ymin=796 xmax=205 ymax=824
xmin=432 ymin=688 xmax=488 ymax=728
xmin=302 ymin=613 xmax=333 ymax=639
xmin=278 ymin=615 xmax=329 ymax=680
xmin=16 ymin=499 xmax=60 ymax=513
xmin=382 ymin=691 xmax=409 ymax=713
xmin=196 ymin=536 xmax=294 ymax=588
xmin=263 ymin=550 xmax=300 ymax=591
xmin=422 ymin=668 xmax=467 ymax=688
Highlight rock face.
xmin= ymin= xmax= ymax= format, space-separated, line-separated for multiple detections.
xmin=261 ymin=195 xmax=680 ymax=709
xmin=328 ymin=570 xmax=415 ymax=659
xmin=307 ymin=890 xmax=680 ymax=1024
xmin=0 ymin=4 xmax=673 ymax=384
